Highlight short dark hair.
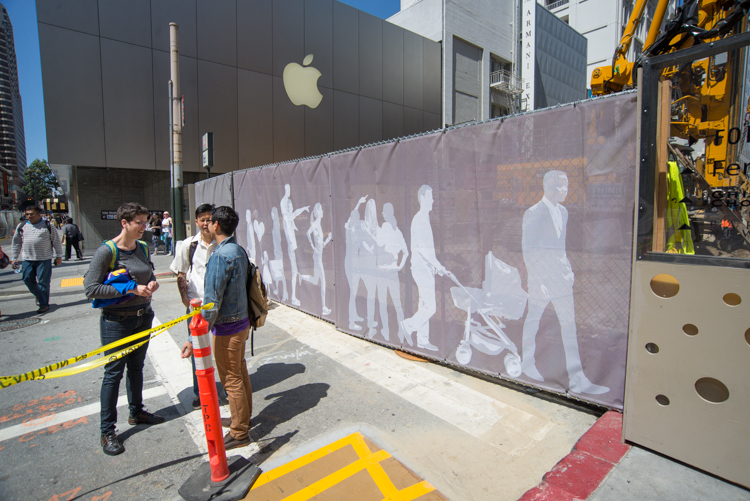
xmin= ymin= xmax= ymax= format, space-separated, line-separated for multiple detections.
xmin=24 ymin=205 xmax=41 ymax=214
xmin=116 ymin=202 xmax=149 ymax=223
xmin=211 ymin=206 xmax=239 ymax=236
xmin=196 ymin=203 xmax=215 ymax=219
xmin=66 ymin=218 xmax=73 ymax=224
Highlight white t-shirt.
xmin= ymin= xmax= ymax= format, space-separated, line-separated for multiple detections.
xmin=169 ymin=234 xmax=217 ymax=300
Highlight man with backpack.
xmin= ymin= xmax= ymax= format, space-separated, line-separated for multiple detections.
xmin=11 ymin=205 xmax=63 ymax=314
xmin=62 ymin=217 xmax=84 ymax=261
xmin=169 ymin=203 xmax=226 ymax=409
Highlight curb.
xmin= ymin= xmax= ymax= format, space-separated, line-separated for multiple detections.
xmin=518 ymin=411 xmax=630 ymax=501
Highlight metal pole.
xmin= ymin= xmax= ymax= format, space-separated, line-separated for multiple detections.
xmin=168 ymin=79 xmax=174 ymax=250
xmin=170 ymin=22 xmax=185 ymax=246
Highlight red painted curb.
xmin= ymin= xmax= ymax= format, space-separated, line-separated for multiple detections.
xmin=517 ymin=411 xmax=630 ymax=501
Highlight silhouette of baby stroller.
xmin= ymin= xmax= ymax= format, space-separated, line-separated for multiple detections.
xmin=449 ymin=251 xmax=528 ymax=376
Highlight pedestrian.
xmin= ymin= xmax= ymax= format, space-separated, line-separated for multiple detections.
xmin=203 ymin=206 xmax=253 ymax=450
xmin=169 ymin=203 xmax=226 ymax=409
xmin=162 ymin=211 xmax=173 ymax=254
xmin=148 ymin=213 xmax=162 ymax=254
xmin=400 ymin=185 xmax=452 ymax=351
xmin=62 ymin=217 xmax=84 ymax=261
xmin=84 ymin=202 xmax=164 ymax=456
xmin=10 ymin=205 xmax=63 ymax=314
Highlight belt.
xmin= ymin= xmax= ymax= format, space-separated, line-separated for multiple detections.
xmin=103 ymin=306 xmax=152 ymax=317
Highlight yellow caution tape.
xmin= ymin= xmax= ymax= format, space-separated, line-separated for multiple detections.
xmin=0 ymin=303 xmax=214 ymax=389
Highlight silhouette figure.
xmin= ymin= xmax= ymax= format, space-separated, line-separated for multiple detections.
xmin=280 ymin=184 xmax=309 ymax=306
xmin=521 ymin=170 xmax=609 ymax=395
xmin=400 ymin=185 xmax=452 ymax=351
xmin=245 ymin=209 xmax=256 ymax=264
xmin=270 ymin=207 xmax=288 ymax=301
xmin=344 ymin=196 xmax=368 ymax=330
xmin=375 ymin=203 xmax=408 ymax=342
xmin=300 ymin=203 xmax=332 ymax=316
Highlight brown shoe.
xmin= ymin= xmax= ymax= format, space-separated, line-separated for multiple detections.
xmin=223 ymin=432 xmax=250 ymax=450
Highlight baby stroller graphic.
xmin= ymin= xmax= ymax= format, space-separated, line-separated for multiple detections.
xmin=449 ymin=251 xmax=528 ymax=376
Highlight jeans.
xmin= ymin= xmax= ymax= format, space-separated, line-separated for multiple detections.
xmin=99 ymin=309 xmax=154 ymax=434
xmin=22 ymin=260 xmax=52 ymax=307
xmin=162 ymin=233 xmax=172 ymax=253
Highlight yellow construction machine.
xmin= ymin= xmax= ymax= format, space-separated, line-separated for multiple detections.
xmin=591 ymin=0 xmax=750 ymax=188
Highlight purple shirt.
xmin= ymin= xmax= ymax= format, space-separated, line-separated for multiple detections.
xmin=212 ymin=317 xmax=250 ymax=336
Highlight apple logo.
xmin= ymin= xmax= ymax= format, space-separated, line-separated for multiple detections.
xmin=283 ymin=54 xmax=323 ymax=109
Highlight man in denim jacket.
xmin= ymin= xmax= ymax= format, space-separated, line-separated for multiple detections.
xmin=203 ymin=206 xmax=253 ymax=450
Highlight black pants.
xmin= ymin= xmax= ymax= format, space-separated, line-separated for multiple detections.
xmin=65 ymin=237 xmax=82 ymax=260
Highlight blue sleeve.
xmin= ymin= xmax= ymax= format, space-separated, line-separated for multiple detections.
xmin=202 ymin=253 xmax=229 ymax=330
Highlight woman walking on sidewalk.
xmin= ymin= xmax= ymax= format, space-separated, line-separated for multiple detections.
xmin=84 ymin=202 xmax=165 ymax=456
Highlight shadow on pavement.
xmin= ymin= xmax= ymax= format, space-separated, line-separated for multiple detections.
xmin=251 ymin=363 xmax=306 ymax=393
xmin=254 ymin=383 xmax=330 ymax=441
xmin=69 ymin=452 xmax=205 ymax=501
xmin=0 ymin=310 xmax=40 ymax=322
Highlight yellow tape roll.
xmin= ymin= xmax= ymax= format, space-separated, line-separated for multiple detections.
xmin=0 ymin=303 xmax=214 ymax=389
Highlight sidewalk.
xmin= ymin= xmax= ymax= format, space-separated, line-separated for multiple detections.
xmin=519 ymin=411 xmax=750 ymax=501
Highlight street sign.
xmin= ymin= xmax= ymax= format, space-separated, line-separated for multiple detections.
xmin=201 ymin=132 xmax=213 ymax=169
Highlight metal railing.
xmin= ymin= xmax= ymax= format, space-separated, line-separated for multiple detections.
xmin=546 ymin=0 xmax=569 ymax=10
xmin=489 ymin=69 xmax=524 ymax=94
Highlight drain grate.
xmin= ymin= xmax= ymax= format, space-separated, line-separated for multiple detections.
xmin=0 ymin=318 xmax=43 ymax=332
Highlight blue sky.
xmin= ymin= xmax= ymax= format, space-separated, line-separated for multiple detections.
xmin=4 ymin=0 xmax=401 ymax=166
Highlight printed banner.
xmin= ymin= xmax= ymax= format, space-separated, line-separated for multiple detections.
xmin=233 ymin=158 xmax=335 ymax=320
xmin=228 ymin=93 xmax=637 ymax=408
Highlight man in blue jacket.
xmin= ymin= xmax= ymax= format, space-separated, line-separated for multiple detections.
xmin=203 ymin=206 xmax=252 ymax=450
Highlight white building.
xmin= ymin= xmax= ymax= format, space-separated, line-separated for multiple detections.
xmin=389 ymin=0 xmax=520 ymax=126
xmin=389 ymin=0 xmax=588 ymax=125
xmin=542 ymin=0 xmax=662 ymax=90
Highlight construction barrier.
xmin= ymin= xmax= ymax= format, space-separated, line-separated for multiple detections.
xmin=189 ymin=298 xmax=229 ymax=482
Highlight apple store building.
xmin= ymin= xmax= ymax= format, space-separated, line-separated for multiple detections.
xmin=37 ymin=0 xmax=441 ymax=243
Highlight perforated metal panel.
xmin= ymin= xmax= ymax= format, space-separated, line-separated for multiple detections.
xmin=624 ymin=261 xmax=750 ymax=488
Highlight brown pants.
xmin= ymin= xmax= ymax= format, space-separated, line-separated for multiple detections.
xmin=214 ymin=327 xmax=253 ymax=440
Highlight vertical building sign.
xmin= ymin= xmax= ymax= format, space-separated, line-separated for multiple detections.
xmin=521 ymin=0 xmax=536 ymax=110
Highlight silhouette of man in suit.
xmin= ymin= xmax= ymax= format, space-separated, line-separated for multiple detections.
xmin=521 ymin=171 xmax=609 ymax=395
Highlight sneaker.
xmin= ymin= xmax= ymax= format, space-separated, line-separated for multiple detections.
xmin=192 ymin=397 xmax=200 ymax=410
xmin=128 ymin=410 xmax=165 ymax=426
xmin=223 ymin=432 xmax=250 ymax=450
xmin=101 ymin=432 xmax=124 ymax=456
xmin=37 ymin=305 xmax=50 ymax=314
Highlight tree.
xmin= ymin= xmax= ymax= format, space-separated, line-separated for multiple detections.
xmin=22 ymin=159 xmax=59 ymax=202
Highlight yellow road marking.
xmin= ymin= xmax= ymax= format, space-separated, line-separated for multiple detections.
xmin=252 ymin=433 xmax=361 ymax=488
xmin=250 ymin=432 xmax=437 ymax=501
xmin=61 ymin=277 xmax=84 ymax=288
xmin=282 ymin=449 xmax=391 ymax=501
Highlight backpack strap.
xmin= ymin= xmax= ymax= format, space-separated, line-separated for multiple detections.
xmin=188 ymin=240 xmax=199 ymax=270
xmin=103 ymin=240 xmax=152 ymax=272
xmin=136 ymin=240 xmax=154 ymax=271
xmin=103 ymin=240 xmax=118 ymax=271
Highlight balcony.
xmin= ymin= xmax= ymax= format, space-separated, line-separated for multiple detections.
xmin=546 ymin=0 xmax=569 ymax=10
xmin=490 ymin=69 xmax=524 ymax=95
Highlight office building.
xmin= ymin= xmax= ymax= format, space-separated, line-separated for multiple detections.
xmin=388 ymin=0 xmax=587 ymax=123
xmin=0 ymin=3 xmax=25 ymax=207
xmin=542 ymin=0 xmax=663 ymax=90
xmin=37 ymin=0 xmax=441 ymax=242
